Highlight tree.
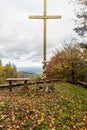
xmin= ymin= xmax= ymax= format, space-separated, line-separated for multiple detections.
xmin=71 ymin=0 xmax=87 ymax=49
xmin=72 ymin=0 xmax=87 ymax=48
xmin=0 ymin=60 xmax=23 ymax=84
xmin=0 ymin=60 xmax=2 ymax=66
xmin=63 ymin=39 xmax=87 ymax=82
xmin=3 ymin=62 xmax=18 ymax=79
xmin=80 ymin=43 xmax=87 ymax=48
xmin=73 ymin=0 xmax=87 ymax=38
xmin=46 ymin=38 xmax=87 ymax=83
xmin=0 ymin=60 xmax=4 ymax=84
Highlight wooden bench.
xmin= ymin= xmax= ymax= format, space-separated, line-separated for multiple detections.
xmin=6 ymin=78 xmax=30 ymax=91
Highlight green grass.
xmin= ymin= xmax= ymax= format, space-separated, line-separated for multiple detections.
xmin=0 ymin=82 xmax=87 ymax=130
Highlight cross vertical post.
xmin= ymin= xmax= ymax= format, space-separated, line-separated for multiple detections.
xmin=43 ymin=0 xmax=47 ymax=83
xmin=29 ymin=0 xmax=61 ymax=86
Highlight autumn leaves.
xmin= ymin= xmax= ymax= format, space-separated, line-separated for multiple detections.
xmin=0 ymin=83 xmax=87 ymax=129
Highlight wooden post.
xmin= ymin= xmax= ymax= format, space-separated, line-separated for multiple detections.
xmin=9 ymin=80 xmax=12 ymax=92
xmin=24 ymin=80 xmax=28 ymax=89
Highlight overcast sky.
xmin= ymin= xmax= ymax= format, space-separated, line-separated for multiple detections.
xmin=0 ymin=0 xmax=75 ymax=67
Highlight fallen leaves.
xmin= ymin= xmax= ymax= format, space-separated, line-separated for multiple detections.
xmin=38 ymin=113 xmax=45 ymax=125
xmin=11 ymin=114 xmax=15 ymax=122
xmin=1 ymin=114 xmax=7 ymax=120
xmin=0 ymin=83 xmax=87 ymax=130
xmin=49 ymin=116 xmax=55 ymax=129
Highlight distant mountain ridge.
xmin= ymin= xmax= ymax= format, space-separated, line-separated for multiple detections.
xmin=17 ymin=66 xmax=42 ymax=74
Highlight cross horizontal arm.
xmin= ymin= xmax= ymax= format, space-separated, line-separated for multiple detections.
xmin=29 ymin=15 xmax=62 ymax=19
xmin=29 ymin=16 xmax=43 ymax=19
xmin=46 ymin=15 xmax=62 ymax=19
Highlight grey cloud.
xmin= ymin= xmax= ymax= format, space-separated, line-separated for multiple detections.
xmin=0 ymin=32 xmax=43 ymax=61
xmin=0 ymin=0 xmax=75 ymax=66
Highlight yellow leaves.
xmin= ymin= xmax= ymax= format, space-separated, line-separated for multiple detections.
xmin=38 ymin=113 xmax=45 ymax=125
xmin=11 ymin=112 xmax=16 ymax=122
xmin=49 ymin=116 xmax=55 ymax=128
xmin=51 ymin=128 xmax=56 ymax=130
xmin=0 ymin=125 xmax=3 ymax=129
xmin=0 ymin=101 xmax=4 ymax=106
xmin=1 ymin=114 xmax=7 ymax=120
xmin=83 ymin=116 xmax=86 ymax=121
xmin=41 ymin=60 xmax=46 ymax=64
xmin=40 ymin=73 xmax=46 ymax=79
xmin=12 ymin=114 xmax=15 ymax=122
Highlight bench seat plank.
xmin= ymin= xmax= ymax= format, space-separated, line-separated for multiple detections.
xmin=6 ymin=78 xmax=30 ymax=81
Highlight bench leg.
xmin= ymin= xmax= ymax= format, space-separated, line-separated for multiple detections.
xmin=9 ymin=81 xmax=12 ymax=92
xmin=24 ymin=80 xmax=28 ymax=89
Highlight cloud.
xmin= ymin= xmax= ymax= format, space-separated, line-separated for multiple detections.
xmin=0 ymin=0 xmax=75 ymax=67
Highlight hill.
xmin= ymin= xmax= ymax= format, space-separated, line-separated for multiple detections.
xmin=17 ymin=66 xmax=42 ymax=76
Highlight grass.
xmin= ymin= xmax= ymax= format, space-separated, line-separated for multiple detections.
xmin=0 ymin=82 xmax=87 ymax=130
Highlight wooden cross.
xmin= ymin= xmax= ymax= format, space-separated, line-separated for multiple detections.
xmin=29 ymin=0 xmax=61 ymax=78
